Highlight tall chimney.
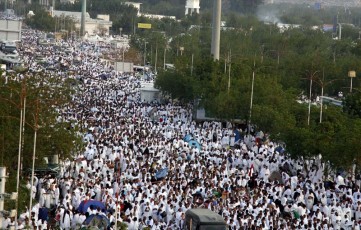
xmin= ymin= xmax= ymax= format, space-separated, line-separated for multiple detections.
xmin=80 ymin=0 xmax=86 ymax=37
xmin=211 ymin=0 xmax=221 ymax=61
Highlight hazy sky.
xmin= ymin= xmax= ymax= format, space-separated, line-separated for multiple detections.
xmin=271 ymin=0 xmax=361 ymax=7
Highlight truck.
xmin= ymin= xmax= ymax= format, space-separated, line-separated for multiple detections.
xmin=184 ymin=209 xmax=227 ymax=230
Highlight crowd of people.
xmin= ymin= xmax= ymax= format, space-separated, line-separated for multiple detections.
xmin=3 ymin=30 xmax=361 ymax=230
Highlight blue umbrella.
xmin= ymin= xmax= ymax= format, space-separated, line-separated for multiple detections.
xmin=38 ymin=208 xmax=48 ymax=221
xmin=234 ymin=129 xmax=241 ymax=143
xmin=183 ymin=134 xmax=192 ymax=142
xmin=78 ymin=200 xmax=106 ymax=214
xmin=275 ymin=146 xmax=285 ymax=154
xmin=155 ymin=167 xmax=168 ymax=180
xmin=83 ymin=214 xmax=110 ymax=228
xmin=188 ymin=140 xmax=201 ymax=150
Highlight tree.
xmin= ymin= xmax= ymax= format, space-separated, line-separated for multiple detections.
xmin=155 ymin=69 xmax=196 ymax=102
xmin=343 ymin=91 xmax=361 ymax=118
xmin=24 ymin=7 xmax=56 ymax=32
xmin=152 ymin=7 xmax=361 ymax=170
xmin=0 ymin=72 xmax=83 ymax=213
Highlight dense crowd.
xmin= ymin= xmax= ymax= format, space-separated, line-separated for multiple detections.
xmin=3 ymin=30 xmax=361 ymax=230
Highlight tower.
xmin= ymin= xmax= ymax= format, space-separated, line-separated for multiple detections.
xmin=80 ymin=0 xmax=86 ymax=36
xmin=211 ymin=0 xmax=221 ymax=61
xmin=185 ymin=0 xmax=200 ymax=15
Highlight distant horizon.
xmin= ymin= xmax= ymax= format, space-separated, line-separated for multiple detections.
xmin=270 ymin=0 xmax=361 ymax=8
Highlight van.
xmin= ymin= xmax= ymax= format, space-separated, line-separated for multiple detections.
xmin=184 ymin=209 xmax=227 ymax=230
xmin=1 ymin=41 xmax=17 ymax=53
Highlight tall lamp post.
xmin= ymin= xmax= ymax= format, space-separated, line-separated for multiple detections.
xmin=15 ymin=80 xmax=26 ymax=226
xmin=121 ymin=41 xmax=126 ymax=73
xmin=248 ymin=57 xmax=256 ymax=136
xmin=143 ymin=41 xmax=147 ymax=79
xmin=225 ymin=50 xmax=246 ymax=94
xmin=163 ymin=46 xmax=166 ymax=69
xmin=314 ymin=70 xmax=342 ymax=123
xmin=227 ymin=50 xmax=231 ymax=94
xmin=28 ymin=100 xmax=39 ymax=223
xmin=305 ymin=70 xmax=320 ymax=126
xmin=348 ymin=70 xmax=356 ymax=93
xmin=179 ymin=46 xmax=184 ymax=56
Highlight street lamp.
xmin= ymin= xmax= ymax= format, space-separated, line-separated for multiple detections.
xmin=163 ymin=46 xmax=167 ymax=69
xmin=313 ymin=69 xmax=342 ymax=123
xmin=248 ymin=57 xmax=256 ymax=136
xmin=143 ymin=41 xmax=148 ymax=79
xmin=155 ymin=43 xmax=158 ymax=73
xmin=179 ymin=46 xmax=184 ymax=56
xmin=304 ymin=70 xmax=320 ymax=126
xmin=247 ymin=54 xmax=271 ymax=135
xmin=227 ymin=50 xmax=231 ymax=93
xmin=121 ymin=41 xmax=127 ymax=73
xmin=191 ymin=53 xmax=194 ymax=76
xmin=224 ymin=50 xmax=245 ymax=94
xmin=348 ymin=70 xmax=356 ymax=93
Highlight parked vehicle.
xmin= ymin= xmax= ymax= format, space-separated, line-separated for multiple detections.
xmin=184 ymin=209 xmax=227 ymax=230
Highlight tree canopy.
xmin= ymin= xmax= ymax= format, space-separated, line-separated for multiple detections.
xmin=0 ymin=72 xmax=82 ymax=213
xmin=154 ymin=13 xmax=361 ymax=170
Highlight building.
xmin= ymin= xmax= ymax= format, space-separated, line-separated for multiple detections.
xmin=0 ymin=19 xmax=22 ymax=41
xmin=125 ymin=1 xmax=142 ymax=16
xmin=264 ymin=0 xmax=274 ymax=4
xmin=185 ymin=0 xmax=200 ymax=15
xmin=140 ymin=82 xmax=161 ymax=103
xmin=60 ymin=0 xmax=75 ymax=3
xmin=125 ymin=2 xmax=176 ymax=20
xmin=141 ymin=13 xmax=176 ymax=20
xmin=51 ymin=9 xmax=112 ymax=36
xmin=39 ymin=0 xmax=50 ymax=6
xmin=110 ymin=37 xmax=130 ymax=49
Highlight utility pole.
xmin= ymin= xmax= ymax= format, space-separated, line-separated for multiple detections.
xmin=143 ymin=41 xmax=147 ymax=79
xmin=163 ymin=48 xmax=166 ymax=69
xmin=191 ymin=53 xmax=194 ymax=76
xmin=15 ymin=82 xmax=26 ymax=226
xmin=28 ymin=100 xmax=39 ymax=222
xmin=0 ymin=167 xmax=7 ymax=228
xmin=155 ymin=43 xmax=158 ymax=73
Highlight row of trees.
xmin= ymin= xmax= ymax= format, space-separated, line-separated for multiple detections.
xmin=154 ymin=14 xmax=361 ymax=170
xmin=17 ymin=0 xmax=361 ymax=170
xmin=0 ymin=72 xmax=82 ymax=213
xmin=20 ymin=0 xmax=265 ymax=35
xmin=24 ymin=7 xmax=76 ymax=33
xmin=18 ymin=0 xmax=361 ymax=39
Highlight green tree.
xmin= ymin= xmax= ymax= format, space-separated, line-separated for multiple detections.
xmin=0 ymin=72 xmax=83 ymax=213
xmin=24 ymin=7 xmax=56 ymax=32
xmin=343 ymin=91 xmax=361 ymax=118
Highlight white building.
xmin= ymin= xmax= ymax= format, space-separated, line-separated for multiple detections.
xmin=0 ymin=19 xmax=22 ymax=41
xmin=51 ymin=10 xmax=112 ymax=36
xmin=141 ymin=13 xmax=176 ymax=20
xmin=140 ymin=82 xmax=161 ymax=103
xmin=185 ymin=0 xmax=200 ymax=15
xmin=59 ymin=0 xmax=75 ymax=3
xmin=125 ymin=2 xmax=142 ymax=16
xmin=264 ymin=0 xmax=274 ymax=4
xmin=39 ymin=0 xmax=51 ymax=6
xmin=125 ymin=2 xmax=176 ymax=20
xmin=110 ymin=37 xmax=130 ymax=49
